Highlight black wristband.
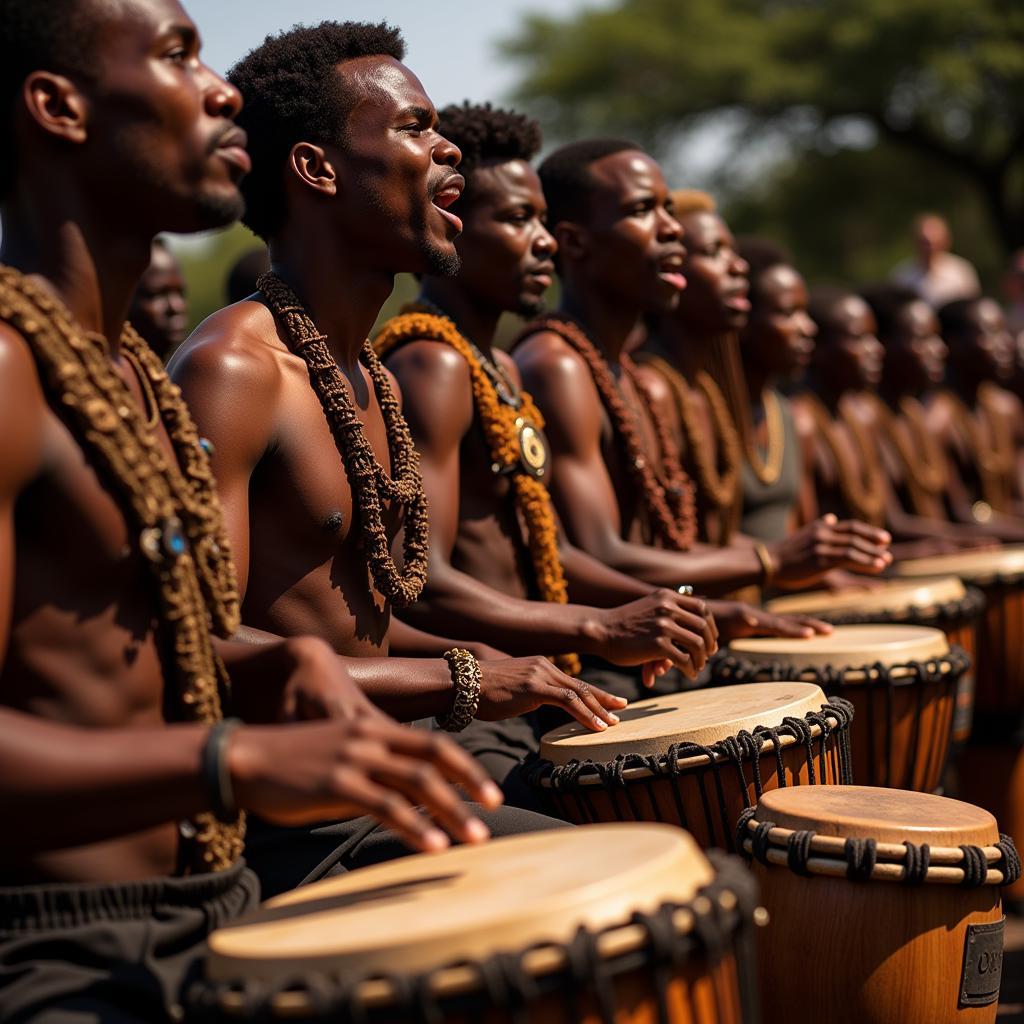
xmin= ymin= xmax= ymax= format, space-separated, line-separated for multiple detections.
xmin=201 ymin=718 xmax=242 ymax=823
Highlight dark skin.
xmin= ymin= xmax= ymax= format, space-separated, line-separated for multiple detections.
xmin=127 ymin=240 xmax=188 ymax=360
xmin=794 ymin=296 xmax=986 ymax=554
xmin=384 ymin=156 xmax=718 ymax=685
xmin=0 ymin=0 xmax=502 ymax=886
xmin=172 ymin=58 xmax=625 ymax=730
xmin=927 ymin=297 xmax=1024 ymax=536
xmin=515 ymin=151 xmax=889 ymax=622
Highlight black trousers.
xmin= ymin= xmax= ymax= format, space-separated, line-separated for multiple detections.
xmin=0 ymin=861 xmax=259 ymax=1024
xmin=245 ymin=802 xmax=569 ymax=899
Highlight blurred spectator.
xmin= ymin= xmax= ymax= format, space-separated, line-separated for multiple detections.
xmin=1002 ymin=247 xmax=1024 ymax=340
xmin=226 ymin=246 xmax=271 ymax=304
xmin=891 ymin=213 xmax=980 ymax=309
xmin=128 ymin=238 xmax=188 ymax=362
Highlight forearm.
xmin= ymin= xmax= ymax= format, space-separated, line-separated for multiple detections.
xmin=558 ymin=541 xmax=653 ymax=606
xmin=582 ymin=533 xmax=762 ymax=596
xmin=388 ymin=615 xmax=465 ymax=658
xmin=887 ymin=508 xmax=983 ymax=542
xmin=0 ymin=707 xmax=210 ymax=855
xmin=405 ymin=562 xmax=602 ymax=656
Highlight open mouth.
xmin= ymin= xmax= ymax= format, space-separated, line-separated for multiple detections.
xmin=657 ymin=254 xmax=687 ymax=291
xmin=524 ymin=263 xmax=555 ymax=290
xmin=431 ymin=175 xmax=465 ymax=234
xmin=724 ymin=284 xmax=751 ymax=312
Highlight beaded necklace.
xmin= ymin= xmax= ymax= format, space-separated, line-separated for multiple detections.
xmin=638 ymin=353 xmax=742 ymax=541
xmin=375 ymin=307 xmax=579 ymax=676
xmin=943 ymin=385 xmax=1016 ymax=512
xmin=0 ymin=263 xmax=244 ymax=872
xmin=258 ymin=273 xmax=429 ymax=607
xmin=745 ymin=389 xmax=786 ymax=487
xmin=516 ymin=316 xmax=697 ymax=551
xmin=801 ymin=392 xmax=887 ymax=527
xmin=867 ymin=394 xmax=947 ymax=514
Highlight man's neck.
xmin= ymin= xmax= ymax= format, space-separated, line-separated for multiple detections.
xmin=271 ymin=221 xmax=396 ymax=372
xmin=1 ymin=196 xmax=152 ymax=353
xmin=647 ymin=315 xmax=716 ymax=379
xmin=559 ymin=277 xmax=641 ymax=367
xmin=419 ymin=278 xmax=501 ymax=356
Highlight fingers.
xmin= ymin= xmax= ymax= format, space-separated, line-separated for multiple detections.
xmin=816 ymin=543 xmax=890 ymax=573
xmin=350 ymin=741 xmax=492 ymax=847
xmin=545 ymin=679 xmax=623 ymax=731
xmin=794 ymin=615 xmax=832 ymax=635
xmin=361 ymin=720 xmax=504 ymax=810
xmin=830 ymin=519 xmax=893 ymax=545
xmin=672 ymin=594 xmax=719 ymax=653
xmin=641 ymin=659 xmax=673 ymax=688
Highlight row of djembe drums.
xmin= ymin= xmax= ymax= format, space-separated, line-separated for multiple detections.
xmin=188 ymin=548 xmax=1024 ymax=1023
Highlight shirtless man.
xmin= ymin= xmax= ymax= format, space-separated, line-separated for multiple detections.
xmin=512 ymin=140 xmax=892 ymax=603
xmin=928 ymin=296 xmax=1024 ymax=538
xmin=0 ymin=2 xmax=503 ymax=1019
xmin=375 ymin=103 xmax=718 ymax=797
xmin=171 ymin=26 xmax=594 ymax=882
xmin=127 ymin=237 xmax=189 ymax=361
xmin=798 ymin=286 xmax=994 ymax=556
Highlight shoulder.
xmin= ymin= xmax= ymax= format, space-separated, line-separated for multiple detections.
xmin=788 ymin=393 xmax=817 ymax=439
xmin=632 ymin=360 xmax=676 ymax=416
xmin=168 ymin=300 xmax=284 ymax=405
xmin=383 ymin=337 xmax=471 ymax=391
xmin=513 ymin=328 xmax=592 ymax=387
xmin=380 ymin=338 xmax=473 ymax=438
xmin=0 ymin=322 xmax=48 ymax=490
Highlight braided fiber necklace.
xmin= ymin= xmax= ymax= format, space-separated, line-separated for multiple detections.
xmin=867 ymin=394 xmax=946 ymax=514
xmin=0 ymin=264 xmax=244 ymax=871
xmin=638 ymin=353 xmax=742 ymax=541
xmin=376 ymin=307 xmax=579 ymax=676
xmin=517 ymin=317 xmax=697 ymax=550
xmin=802 ymin=392 xmax=887 ymax=527
xmin=943 ymin=386 xmax=1015 ymax=512
xmin=258 ymin=273 xmax=429 ymax=607
xmin=745 ymin=389 xmax=786 ymax=487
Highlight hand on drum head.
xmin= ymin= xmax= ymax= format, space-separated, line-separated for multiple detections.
xmin=709 ymin=600 xmax=832 ymax=642
xmin=587 ymin=589 xmax=719 ymax=683
xmin=770 ymin=515 xmax=893 ymax=590
xmin=477 ymin=657 xmax=627 ymax=730
xmin=820 ymin=569 xmax=888 ymax=593
xmin=228 ymin=718 xmax=504 ymax=852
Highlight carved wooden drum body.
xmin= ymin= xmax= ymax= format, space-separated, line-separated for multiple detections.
xmin=767 ymin=576 xmax=983 ymax=746
xmin=738 ymin=786 xmax=1020 ymax=1024
xmin=191 ymin=824 xmax=763 ymax=1023
xmin=713 ymin=625 xmax=969 ymax=793
xmin=528 ymin=682 xmax=853 ymax=851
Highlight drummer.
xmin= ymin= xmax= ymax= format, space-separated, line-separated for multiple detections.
xmin=374 ymin=102 xmax=718 ymax=800
xmin=512 ymin=140 xmax=893 ymax=606
xmin=0 ymin=3 xmax=510 ymax=1021
xmin=926 ymin=295 xmax=1024 ymax=540
xmin=796 ymin=284 xmax=993 ymax=557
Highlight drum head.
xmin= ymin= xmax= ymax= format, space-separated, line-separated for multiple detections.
xmin=206 ymin=824 xmax=711 ymax=984
xmin=539 ymin=682 xmax=830 ymax=765
xmin=765 ymin=576 xmax=966 ymax=619
xmin=756 ymin=785 xmax=998 ymax=846
xmin=895 ymin=545 xmax=1024 ymax=584
xmin=727 ymin=624 xmax=949 ymax=669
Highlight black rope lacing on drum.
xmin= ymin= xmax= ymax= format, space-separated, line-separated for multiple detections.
xmin=736 ymin=818 xmax=1021 ymax=889
xmin=799 ymin=588 xmax=986 ymax=629
xmin=185 ymin=854 xmax=765 ymax=1023
xmin=526 ymin=698 xmax=854 ymax=849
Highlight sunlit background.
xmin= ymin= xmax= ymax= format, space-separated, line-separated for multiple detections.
xmin=168 ymin=0 xmax=1023 ymax=338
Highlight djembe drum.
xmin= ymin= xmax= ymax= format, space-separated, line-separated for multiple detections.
xmin=190 ymin=824 xmax=764 ymax=1023
xmin=737 ymin=785 xmax=1021 ymax=1024
xmin=897 ymin=547 xmax=1024 ymax=904
xmin=766 ymin=576 xmax=983 ymax=748
xmin=526 ymin=682 xmax=853 ymax=851
xmin=712 ymin=625 xmax=969 ymax=793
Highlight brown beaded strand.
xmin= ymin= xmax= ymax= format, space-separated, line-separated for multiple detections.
xmin=258 ymin=273 xmax=430 ymax=607
xmin=0 ymin=264 xmax=244 ymax=871
xmin=516 ymin=317 xmax=697 ymax=551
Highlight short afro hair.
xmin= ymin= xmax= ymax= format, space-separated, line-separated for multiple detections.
xmin=228 ymin=21 xmax=405 ymax=241
xmin=808 ymin=284 xmax=858 ymax=347
xmin=670 ymin=189 xmax=716 ymax=217
xmin=860 ymin=283 xmax=922 ymax=345
xmin=937 ymin=297 xmax=984 ymax=348
xmin=437 ymin=102 xmax=541 ymax=209
xmin=737 ymin=237 xmax=793 ymax=307
xmin=0 ymin=0 xmax=104 ymax=197
xmin=538 ymin=138 xmax=644 ymax=229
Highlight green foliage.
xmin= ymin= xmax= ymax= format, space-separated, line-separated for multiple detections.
xmin=504 ymin=0 xmax=1024 ymax=274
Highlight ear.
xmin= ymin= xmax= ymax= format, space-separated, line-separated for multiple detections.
xmin=288 ymin=142 xmax=338 ymax=197
xmin=22 ymin=71 xmax=89 ymax=145
xmin=553 ymin=221 xmax=588 ymax=263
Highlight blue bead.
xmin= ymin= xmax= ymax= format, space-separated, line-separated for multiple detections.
xmin=199 ymin=437 xmax=215 ymax=457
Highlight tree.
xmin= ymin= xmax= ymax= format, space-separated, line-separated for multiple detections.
xmin=503 ymin=0 xmax=1024 ymax=259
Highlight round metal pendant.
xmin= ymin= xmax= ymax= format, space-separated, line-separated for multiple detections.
xmin=517 ymin=418 xmax=550 ymax=479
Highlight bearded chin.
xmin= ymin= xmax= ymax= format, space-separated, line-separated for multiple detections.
xmin=194 ymin=188 xmax=246 ymax=231
xmin=517 ymin=294 xmax=546 ymax=318
xmin=422 ymin=241 xmax=462 ymax=278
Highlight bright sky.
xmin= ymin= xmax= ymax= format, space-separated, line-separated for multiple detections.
xmin=192 ymin=0 xmax=599 ymax=109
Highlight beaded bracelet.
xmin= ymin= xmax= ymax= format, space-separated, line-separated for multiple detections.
xmin=754 ymin=543 xmax=777 ymax=588
xmin=201 ymin=718 xmax=242 ymax=823
xmin=436 ymin=648 xmax=482 ymax=732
